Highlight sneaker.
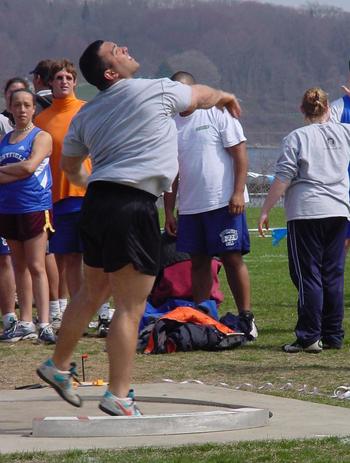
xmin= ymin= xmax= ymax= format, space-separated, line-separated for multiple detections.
xmin=36 ymin=358 xmax=82 ymax=407
xmin=239 ymin=311 xmax=258 ymax=341
xmin=282 ymin=340 xmax=323 ymax=353
xmin=0 ymin=321 xmax=38 ymax=343
xmin=99 ymin=389 xmax=142 ymax=416
xmin=322 ymin=342 xmax=342 ymax=350
xmin=38 ymin=325 xmax=56 ymax=344
xmin=50 ymin=313 xmax=62 ymax=332
xmin=97 ymin=315 xmax=111 ymax=338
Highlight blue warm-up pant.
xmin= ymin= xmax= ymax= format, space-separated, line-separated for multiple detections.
xmin=287 ymin=217 xmax=348 ymax=348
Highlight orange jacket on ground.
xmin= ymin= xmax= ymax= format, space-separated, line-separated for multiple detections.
xmin=144 ymin=306 xmax=235 ymax=354
xmin=35 ymin=95 xmax=91 ymax=204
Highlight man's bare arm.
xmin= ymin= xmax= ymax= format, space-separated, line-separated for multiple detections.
xmin=61 ymin=154 xmax=89 ymax=188
xmin=188 ymin=85 xmax=241 ymax=118
xmin=164 ymin=174 xmax=179 ymax=237
xmin=226 ymin=141 xmax=248 ymax=215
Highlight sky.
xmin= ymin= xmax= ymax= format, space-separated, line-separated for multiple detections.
xmin=250 ymin=0 xmax=350 ymax=12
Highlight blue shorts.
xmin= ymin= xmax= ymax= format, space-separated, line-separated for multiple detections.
xmin=176 ymin=207 xmax=250 ymax=256
xmin=0 ymin=237 xmax=10 ymax=255
xmin=49 ymin=211 xmax=83 ymax=254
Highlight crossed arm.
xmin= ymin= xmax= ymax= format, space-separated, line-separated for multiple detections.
xmin=0 ymin=131 xmax=52 ymax=184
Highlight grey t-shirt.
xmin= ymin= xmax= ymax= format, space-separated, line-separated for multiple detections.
xmin=63 ymin=78 xmax=192 ymax=197
xmin=0 ymin=114 xmax=12 ymax=140
xmin=275 ymin=122 xmax=350 ymax=221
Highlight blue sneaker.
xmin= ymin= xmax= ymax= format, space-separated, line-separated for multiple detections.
xmin=0 ymin=321 xmax=37 ymax=343
xmin=36 ymin=358 xmax=82 ymax=407
xmin=38 ymin=325 xmax=56 ymax=344
xmin=99 ymin=389 xmax=142 ymax=416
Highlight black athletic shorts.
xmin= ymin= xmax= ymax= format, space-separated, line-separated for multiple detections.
xmin=79 ymin=181 xmax=161 ymax=275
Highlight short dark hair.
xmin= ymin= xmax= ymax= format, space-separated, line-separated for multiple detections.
xmin=4 ymin=77 xmax=30 ymax=94
xmin=49 ymin=59 xmax=77 ymax=82
xmin=9 ymin=88 xmax=36 ymax=107
xmin=170 ymin=71 xmax=196 ymax=85
xmin=30 ymin=59 xmax=54 ymax=86
xmin=79 ymin=40 xmax=110 ymax=91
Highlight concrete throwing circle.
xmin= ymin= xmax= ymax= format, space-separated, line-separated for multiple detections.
xmin=32 ymin=396 xmax=270 ymax=437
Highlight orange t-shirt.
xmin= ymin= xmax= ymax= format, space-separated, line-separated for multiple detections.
xmin=35 ymin=95 xmax=91 ymax=204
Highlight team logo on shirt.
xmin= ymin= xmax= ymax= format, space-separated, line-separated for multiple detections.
xmin=220 ymin=228 xmax=238 ymax=247
xmin=327 ymin=137 xmax=336 ymax=147
xmin=195 ymin=125 xmax=210 ymax=131
xmin=0 ymin=152 xmax=26 ymax=164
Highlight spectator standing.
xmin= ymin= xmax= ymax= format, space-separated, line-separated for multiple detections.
xmin=30 ymin=59 xmax=66 ymax=329
xmin=259 ymin=88 xmax=350 ymax=352
xmin=164 ymin=71 xmax=257 ymax=340
xmin=330 ymin=68 xmax=350 ymax=252
xmin=0 ymin=89 xmax=55 ymax=343
xmin=35 ymin=60 xmax=91 ymax=302
xmin=0 ymin=77 xmax=30 ymax=337
xmin=30 ymin=60 xmax=54 ymax=114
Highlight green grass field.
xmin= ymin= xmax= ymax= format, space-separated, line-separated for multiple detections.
xmin=2 ymin=207 xmax=350 ymax=461
xmin=2 ymin=437 xmax=350 ymax=462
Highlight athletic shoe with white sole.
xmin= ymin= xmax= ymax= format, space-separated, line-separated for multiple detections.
xmin=50 ymin=314 xmax=62 ymax=332
xmin=239 ymin=311 xmax=258 ymax=341
xmin=97 ymin=315 xmax=110 ymax=338
xmin=282 ymin=340 xmax=323 ymax=353
xmin=36 ymin=358 xmax=82 ymax=407
xmin=99 ymin=389 xmax=142 ymax=416
xmin=38 ymin=325 xmax=56 ymax=344
xmin=322 ymin=342 xmax=342 ymax=350
xmin=0 ymin=321 xmax=38 ymax=343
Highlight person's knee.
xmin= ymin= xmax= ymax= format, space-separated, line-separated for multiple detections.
xmin=27 ymin=258 xmax=46 ymax=278
xmin=64 ymin=253 xmax=83 ymax=268
xmin=116 ymin=303 xmax=146 ymax=325
xmin=222 ymin=252 xmax=244 ymax=269
xmin=11 ymin=259 xmax=27 ymax=274
xmin=0 ymin=255 xmax=12 ymax=270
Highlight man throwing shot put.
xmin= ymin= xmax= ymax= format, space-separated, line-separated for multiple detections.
xmin=37 ymin=40 xmax=241 ymax=416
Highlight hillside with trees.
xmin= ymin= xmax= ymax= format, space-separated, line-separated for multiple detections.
xmin=1 ymin=0 xmax=349 ymax=144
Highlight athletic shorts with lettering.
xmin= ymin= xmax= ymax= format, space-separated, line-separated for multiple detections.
xmin=176 ymin=206 xmax=250 ymax=256
xmin=49 ymin=211 xmax=83 ymax=254
xmin=80 ymin=181 xmax=161 ymax=275
xmin=0 ymin=236 xmax=10 ymax=255
xmin=0 ymin=210 xmax=53 ymax=241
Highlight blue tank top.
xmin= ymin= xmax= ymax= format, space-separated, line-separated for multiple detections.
xmin=340 ymin=96 xmax=350 ymax=180
xmin=0 ymin=127 xmax=52 ymax=213
xmin=341 ymin=95 xmax=350 ymax=124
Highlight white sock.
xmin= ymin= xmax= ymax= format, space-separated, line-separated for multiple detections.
xmin=2 ymin=312 xmax=17 ymax=329
xmin=98 ymin=302 xmax=110 ymax=318
xmin=19 ymin=320 xmax=35 ymax=329
xmin=38 ymin=322 xmax=49 ymax=329
xmin=59 ymin=298 xmax=68 ymax=312
xmin=108 ymin=390 xmax=132 ymax=402
xmin=49 ymin=300 xmax=61 ymax=320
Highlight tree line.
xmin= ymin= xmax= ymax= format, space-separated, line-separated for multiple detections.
xmin=1 ymin=0 xmax=349 ymax=144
